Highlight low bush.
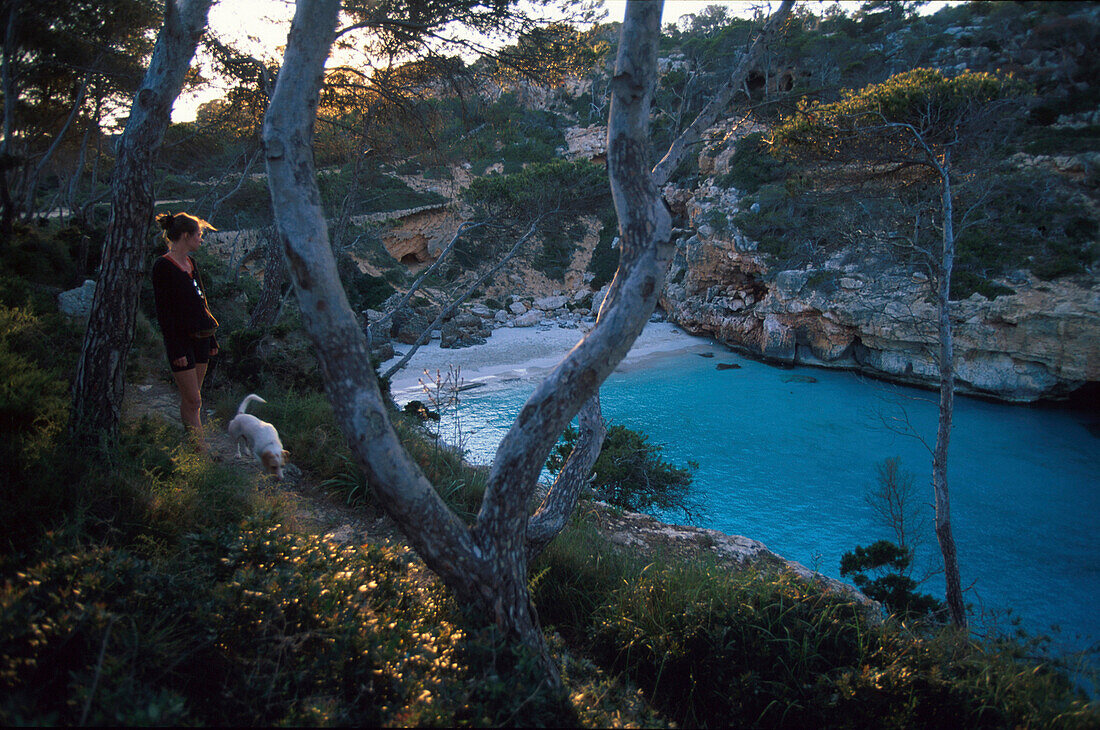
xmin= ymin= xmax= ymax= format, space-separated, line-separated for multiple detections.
xmin=534 ymin=527 xmax=1095 ymax=729
xmin=547 ymin=423 xmax=697 ymax=515
xmin=0 ymin=518 xmax=573 ymax=726
xmin=840 ymin=540 xmax=944 ymax=620
xmin=337 ymin=253 xmax=396 ymax=312
xmin=715 ymin=132 xmax=791 ymax=194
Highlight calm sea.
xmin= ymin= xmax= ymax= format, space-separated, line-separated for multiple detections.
xmin=404 ymin=340 xmax=1100 ymax=665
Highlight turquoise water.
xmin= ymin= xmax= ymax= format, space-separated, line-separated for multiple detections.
xmin=415 ymin=344 xmax=1100 ymax=661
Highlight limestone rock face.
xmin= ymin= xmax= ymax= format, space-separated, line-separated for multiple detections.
xmin=367 ymin=206 xmax=461 ymax=266
xmin=660 ymin=228 xmax=1100 ymax=402
xmin=533 ymin=294 xmax=569 ymax=311
xmin=564 ymin=125 xmax=607 ymax=162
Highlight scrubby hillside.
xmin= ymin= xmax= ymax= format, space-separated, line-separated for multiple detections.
xmin=4 ymin=2 xmax=1099 ymax=725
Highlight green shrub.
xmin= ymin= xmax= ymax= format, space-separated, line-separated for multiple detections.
xmin=462 ymin=159 xmax=611 ymax=279
xmin=0 ymin=223 xmax=82 ymax=289
xmin=337 ymin=253 xmax=396 ymax=311
xmin=840 ymin=540 xmax=944 ymax=620
xmin=950 ymin=270 xmax=1015 ymax=300
xmin=219 ymin=322 xmax=323 ymax=393
xmin=587 ymin=212 xmax=621 ymax=290
xmin=318 ymin=164 xmax=445 ymax=217
xmin=0 ymin=304 xmax=80 ymax=551
xmin=1 ymin=515 xmax=586 ymax=727
xmin=715 ymin=132 xmax=791 ymax=194
xmin=205 ymin=177 xmax=272 ymax=229
xmin=591 ymin=563 xmax=871 ymax=728
xmin=547 ymin=423 xmax=697 ymax=515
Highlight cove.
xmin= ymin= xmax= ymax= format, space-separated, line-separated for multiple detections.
xmin=412 ymin=340 xmax=1100 ymax=664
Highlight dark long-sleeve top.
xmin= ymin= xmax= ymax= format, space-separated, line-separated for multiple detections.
xmin=151 ymin=255 xmax=219 ymax=362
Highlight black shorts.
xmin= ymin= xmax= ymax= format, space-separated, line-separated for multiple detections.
xmin=169 ymin=337 xmax=215 ymax=372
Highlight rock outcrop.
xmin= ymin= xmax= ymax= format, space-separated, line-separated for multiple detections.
xmin=58 ymin=279 xmax=97 ymax=321
xmin=660 ymin=223 xmax=1100 ymax=402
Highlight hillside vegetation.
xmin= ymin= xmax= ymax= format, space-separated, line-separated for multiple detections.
xmin=3 ymin=0 xmax=1099 ymax=725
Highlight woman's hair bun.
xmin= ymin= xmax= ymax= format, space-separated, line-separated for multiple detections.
xmin=156 ymin=212 xmax=175 ymax=231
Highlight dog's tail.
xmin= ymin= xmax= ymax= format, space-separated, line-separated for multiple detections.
xmin=237 ymin=393 xmax=267 ymax=415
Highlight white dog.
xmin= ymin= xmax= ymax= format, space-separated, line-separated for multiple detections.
xmin=227 ymin=394 xmax=289 ymax=479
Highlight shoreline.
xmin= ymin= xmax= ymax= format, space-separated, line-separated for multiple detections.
xmin=382 ymin=320 xmax=715 ymax=403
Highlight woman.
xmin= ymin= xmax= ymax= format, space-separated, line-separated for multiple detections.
xmin=151 ymin=211 xmax=220 ymax=448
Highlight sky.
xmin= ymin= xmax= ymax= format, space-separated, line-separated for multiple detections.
xmin=174 ymin=0 xmax=954 ymax=122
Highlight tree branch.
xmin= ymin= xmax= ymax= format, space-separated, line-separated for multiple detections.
xmin=368 ymin=219 xmax=485 ymax=338
xmin=525 ymin=392 xmax=606 ymax=562
xmin=651 ymin=0 xmax=793 ymax=186
xmin=381 ymin=217 xmax=539 ymax=380
xmin=473 ymin=0 xmax=672 ymax=548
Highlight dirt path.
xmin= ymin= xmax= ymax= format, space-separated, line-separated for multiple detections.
xmin=122 ymin=379 xmax=401 ymax=547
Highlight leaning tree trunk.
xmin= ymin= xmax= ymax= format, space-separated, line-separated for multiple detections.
xmin=69 ymin=0 xmax=213 ymax=442
xmin=263 ymin=0 xmax=673 ymax=687
xmin=933 ymin=153 xmax=966 ymax=627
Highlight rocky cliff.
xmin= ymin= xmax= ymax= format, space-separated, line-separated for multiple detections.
xmin=659 ymin=223 xmax=1099 ymax=403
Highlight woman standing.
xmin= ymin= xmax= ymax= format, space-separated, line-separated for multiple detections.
xmin=151 ymin=212 xmax=220 ymax=448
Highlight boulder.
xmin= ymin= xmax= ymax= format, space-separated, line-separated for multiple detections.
xmin=468 ymin=303 xmax=494 ymax=318
xmin=440 ymin=316 xmax=490 ymax=349
xmin=391 ymin=306 xmax=438 ymax=345
xmin=58 ymin=279 xmax=97 ymax=320
xmin=511 ymin=310 xmax=544 ymax=327
xmin=533 ymin=294 xmax=569 ymax=311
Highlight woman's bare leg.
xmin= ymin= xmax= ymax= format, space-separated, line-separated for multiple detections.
xmin=171 ymin=367 xmax=206 ymax=450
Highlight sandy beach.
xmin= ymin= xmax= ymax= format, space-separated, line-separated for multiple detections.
xmin=382 ymin=320 xmax=716 ymax=403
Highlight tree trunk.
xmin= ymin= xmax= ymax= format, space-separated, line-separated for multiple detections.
xmin=263 ymin=0 xmax=676 ymax=688
xmin=69 ymin=0 xmax=214 ymax=442
xmin=263 ymin=0 xmax=792 ymax=689
xmin=933 ymin=153 xmax=966 ymax=627
xmin=0 ymin=0 xmax=20 ymax=237
xmin=526 ymin=393 xmax=606 ymax=562
xmin=246 ymin=226 xmax=290 ymax=329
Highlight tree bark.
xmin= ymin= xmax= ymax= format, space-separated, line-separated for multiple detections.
xmin=69 ymin=0 xmax=214 ymax=442
xmin=1 ymin=0 xmax=20 ymax=236
xmin=246 ymin=226 xmax=290 ymax=329
xmin=932 ymin=151 xmax=966 ymax=627
xmin=526 ymin=393 xmax=606 ymax=562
